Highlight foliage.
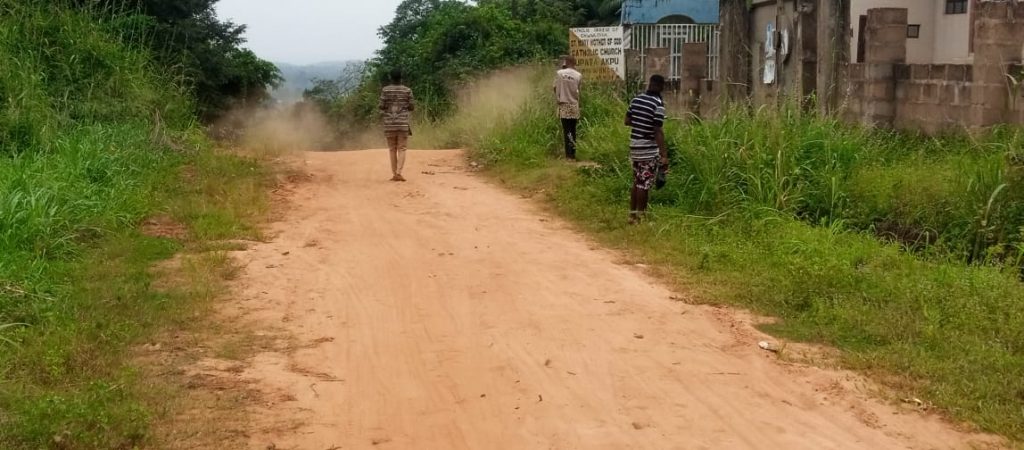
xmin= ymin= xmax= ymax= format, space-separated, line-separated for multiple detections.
xmin=465 ymin=78 xmax=1024 ymax=440
xmin=0 ymin=1 xmax=268 ymax=447
xmin=66 ymin=0 xmax=282 ymax=119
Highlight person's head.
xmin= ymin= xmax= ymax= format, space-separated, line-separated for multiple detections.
xmin=564 ymin=56 xmax=576 ymax=69
xmin=647 ymin=74 xmax=666 ymax=94
xmin=388 ymin=68 xmax=403 ymax=84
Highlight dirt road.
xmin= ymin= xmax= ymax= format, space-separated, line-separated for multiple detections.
xmin=217 ymin=149 xmax=1001 ymax=449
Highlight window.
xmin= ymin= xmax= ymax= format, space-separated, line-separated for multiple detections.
xmin=907 ymin=24 xmax=921 ymax=39
xmin=945 ymin=0 xmax=967 ymax=14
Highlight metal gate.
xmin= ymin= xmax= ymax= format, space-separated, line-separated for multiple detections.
xmin=625 ymin=24 xmax=720 ymax=81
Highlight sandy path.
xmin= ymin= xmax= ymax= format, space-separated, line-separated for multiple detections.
xmin=220 ymin=149 xmax=1002 ymax=450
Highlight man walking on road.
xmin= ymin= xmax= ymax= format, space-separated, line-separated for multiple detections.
xmin=624 ymin=75 xmax=669 ymax=225
xmin=380 ymin=69 xmax=415 ymax=181
xmin=554 ymin=56 xmax=583 ymax=160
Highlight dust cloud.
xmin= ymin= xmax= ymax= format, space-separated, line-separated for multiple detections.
xmin=413 ymin=65 xmax=545 ymax=149
xmin=212 ymin=65 xmax=543 ymax=153
xmin=212 ymin=103 xmax=338 ymax=155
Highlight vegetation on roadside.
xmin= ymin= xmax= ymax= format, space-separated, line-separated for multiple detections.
xmin=436 ymin=70 xmax=1024 ymax=440
xmin=304 ymin=0 xmax=627 ymax=133
xmin=65 ymin=0 xmax=282 ymax=119
xmin=0 ymin=2 xmax=271 ymax=447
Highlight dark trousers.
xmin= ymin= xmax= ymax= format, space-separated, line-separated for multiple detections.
xmin=560 ymin=118 xmax=578 ymax=159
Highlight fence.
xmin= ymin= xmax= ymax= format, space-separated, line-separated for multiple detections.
xmin=625 ymin=24 xmax=720 ymax=81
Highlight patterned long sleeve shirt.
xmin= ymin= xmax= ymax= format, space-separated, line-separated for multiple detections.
xmin=379 ymin=85 xmax=415 ymax=133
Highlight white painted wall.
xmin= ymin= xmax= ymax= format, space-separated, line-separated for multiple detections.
xmin=933 ymin=2 xmax=974 ymax=63
xmin=849 ymin=0 xmax=972 ymax=64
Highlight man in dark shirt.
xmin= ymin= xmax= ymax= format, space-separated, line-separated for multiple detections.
xmin=624 ymin=75 xmax=669 ymax=224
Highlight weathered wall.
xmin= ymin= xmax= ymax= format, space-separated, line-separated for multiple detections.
xmin=894 ymin=64 xmax=974 ymax=133
xmin=845 ymin=8 xmax=908 ymax=127
xmin=932 ymin=0 xmax=974 ymax=64
xmin=708 ymin=0 xmax=1021 ymax=132
xmin=749 ymin=0 xmax=804 ymax=106
xmin=818 ymin=0 xmax=851 ymax=115
xmin=718 ymin=0 xmax=752 ymax=102
xmin=972 ymin=1 xmax=1024 ymax=127
xmin=850 ymin=0 xmax=935 ymax=64
xmin=841 ymin=2 xmax=1024 ymax=133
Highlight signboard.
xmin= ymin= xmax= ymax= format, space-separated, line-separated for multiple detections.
xmin=570 ymin=26 xmax=625 ymax=82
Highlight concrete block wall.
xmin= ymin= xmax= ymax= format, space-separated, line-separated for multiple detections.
xmin=844 ymin=8 xmax=907 ymax=127
xmin=840 ymin=3 xmax=1023 ymax=134
xmin=972 ymin=1 xmax=1024 ymax=128
xmin=894 ymin=64 xmax=974 ymax=134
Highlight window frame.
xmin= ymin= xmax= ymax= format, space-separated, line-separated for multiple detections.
xmin=945 ymin=0 xmax=967 ymax=15
xmin=907 ymin=24 xmax=921 ymax=39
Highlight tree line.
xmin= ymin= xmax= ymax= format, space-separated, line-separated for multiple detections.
xmin=67 ymin=0 xmax=281 ymax=120
xmin=304 ymin=0 xmax=624 ymax=122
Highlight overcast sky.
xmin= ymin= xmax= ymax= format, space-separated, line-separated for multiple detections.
xmin=215 ymin=0 xmax=405 ymax=65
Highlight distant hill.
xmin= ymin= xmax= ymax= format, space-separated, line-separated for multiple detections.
xmin=273 ymin=61 xmax=364 ymax=104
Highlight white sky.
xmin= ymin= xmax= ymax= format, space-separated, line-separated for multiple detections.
xmin=215 ymin=0 xmax=405 ymax=64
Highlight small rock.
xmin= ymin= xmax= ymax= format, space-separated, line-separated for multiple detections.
xmin=633 ymin=334 xmax=645 ymax=340
xmin=758 ymin=341 xmax=780 ymax=353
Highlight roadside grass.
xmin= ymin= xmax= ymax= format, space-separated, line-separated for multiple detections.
xmin=456 ymin=77 xmax=1024 ymax=441
xmin=0 ymin=2 xmax=274 ymax=447
xmin=0 ymin=143 xmax=271 ymax=449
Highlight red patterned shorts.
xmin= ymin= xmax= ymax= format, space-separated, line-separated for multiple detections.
xmin=632 ymin=159 xmax=659 ymax=191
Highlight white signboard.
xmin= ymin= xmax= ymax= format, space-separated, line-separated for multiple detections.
xmin=570 ymin=26 xmax=625 ymax=82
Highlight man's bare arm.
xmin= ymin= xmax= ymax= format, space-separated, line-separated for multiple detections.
xmin=654 ymin=128 xmax=668 ymax=163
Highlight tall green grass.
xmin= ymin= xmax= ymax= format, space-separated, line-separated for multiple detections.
xmin=470 ymin=78 xmax=1024 ymax=440
xmin=0 ymin=2 xmax=267 ymax=448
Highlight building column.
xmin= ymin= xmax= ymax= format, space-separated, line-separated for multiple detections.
xmin=817 ymin=0 xmax=851 ymax=116
xmin=857 ymin=7 xmax=907 ymax=127
xmin=971 ymin=1 xmax=1024 ymax=128
xmin=680 ymin=42 xmax=709 ymax=116
xmin=719 ymin=0 xmax=752 ymax=103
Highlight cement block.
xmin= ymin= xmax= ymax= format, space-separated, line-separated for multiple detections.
xmin=922 ymin=83 xmax=939 ymax=104
xmin=865 ymin=63 xmax=895 ymax=80
xmin=946 ymin=65 xmax=971 ymax=82
xmin=867 ymin=81 xmax=895 ymax=100
xmin=909 ymin=65 xmax=931 ymax=81
xmin=849 ymin=64 xmax=867 ymax=81
xmin=942 ymin=84 xmax=971 ymax=106
xmin=867 ymin=8 xmax=909 ymax=25
xmin=969 ymin=106 xmax=1008 ymax=127
xmin=867 ymin=44 xmax=907 ymax=64
xmin=973 ymin=64 xmax=1008 ymax=84
xmin=896 ymin=83 xmax=909 ymax=100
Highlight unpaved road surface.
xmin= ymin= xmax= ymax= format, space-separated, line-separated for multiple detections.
xmin=218 ymin=150 xmax=1002 ymax=449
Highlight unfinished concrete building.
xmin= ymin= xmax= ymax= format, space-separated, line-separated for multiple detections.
xmin=709 ymin=0 xmax=1024 ymax=133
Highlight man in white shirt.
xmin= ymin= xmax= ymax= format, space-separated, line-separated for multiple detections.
xmin=553 ymin=57 xmax=583 ymax=160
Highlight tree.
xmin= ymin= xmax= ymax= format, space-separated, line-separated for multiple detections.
xmin=69 ymin=0 xmax=282 ymax=119
xmin=576 ymin=0 xmax=623 ymax=25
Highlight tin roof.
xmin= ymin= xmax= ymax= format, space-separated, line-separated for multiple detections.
xmin=620 ymin=0 xmax=720 ymax=25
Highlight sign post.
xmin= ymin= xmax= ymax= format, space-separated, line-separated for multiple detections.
xmin=569 ymin=27 xmax=625 ymax=82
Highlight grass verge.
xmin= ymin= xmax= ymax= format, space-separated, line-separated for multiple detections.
xmin=0 ymin=145 xmax=272 ymax=449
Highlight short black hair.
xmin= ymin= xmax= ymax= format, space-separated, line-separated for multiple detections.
xmin=389 ymin=68 xmax=403 ymax=83
xmin=649 ymin=74 xmax=666 ymax=88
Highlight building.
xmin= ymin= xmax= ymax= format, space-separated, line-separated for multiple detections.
xmin=620 ymin=0 xmax=721 ymax=82
xmin=851 ymin=0 xmax=975 ymax=64
xmin=711 ymin=0 xmax=1023 ymax=133
xmin=620 ymin=0 xmax=720 ymax=25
